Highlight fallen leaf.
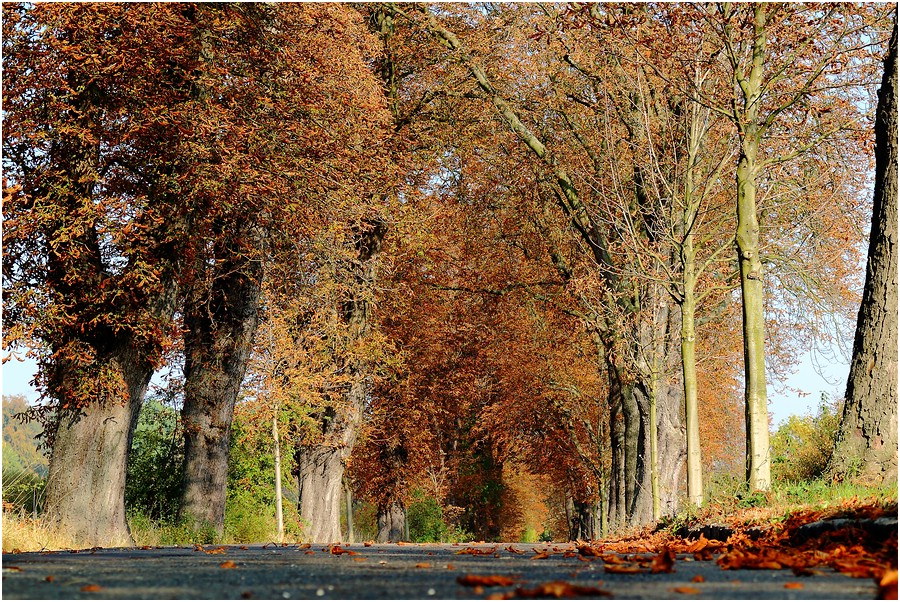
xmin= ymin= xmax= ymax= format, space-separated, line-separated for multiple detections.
xmin=650 ymin=548 xmax=675 ymax=574
xmin=45 ymin=575 xmax=55 ymax=582
xmin=672 ymin=586 xmax=700 ymax=595
xmin=351 ymin=557 xmax=366 ymax=563
xmin=456 ymin=546 xmax=498 ymax=556
xmin=506 ymin=546 xmax=524 ymax=555
xmin=690 ymin=575 xmax=705 ymax=583
xmin=239 ymin=546 xmax=248 ymax=550
xmin=205 ymin=547 xmax=227 ymax=555
xmin=577 ymin=545 xmax=603 ymax=557
xmin=219 ymin=561 xmax=238 ymax=569
xmin=531 ymin=551 xmax=551 ymax=560
xmin=80 ymin=585 xmax=103 ymax=592
xmin=304 ymin=551 xmax=315 ymax=555
xmin=298 ymin=543 xmax=311 ymax=549
xmin=241 ymin=592 xmax=253 ymax=599
xmin=784 ymin=582 xmax=804 ymax=590
xmin=329 ymin=545 xmax=357 ymax=556
xmin=456 ymin=575 xmax=516 ymax=587
xmin=603 ymin=564 xmax=643 ymax=574
xmin=446 ymin=563 xmax=455 ymax=570
xmin=514 ymin=581 xmax=613 ymax=598
xmin=878 ymin=569 xmax=898 ymax=600
xmin=415 ymin=562 xmax=432 ymax=568
xmin=485 ymin=593 xmax=514 ymax=600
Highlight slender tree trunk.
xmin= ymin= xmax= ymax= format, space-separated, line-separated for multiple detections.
xmin=377 ymin=501 xmax=406 ymax=542
xmin=831 ymin=20 xmax=898 ymax=483
xmin=680 ymin=237 xmax=704 ymax=506
xmin=345 ymin=483 xmax=355 ymax=543
xmin=273 ymin=413 xmax=284 ymax=543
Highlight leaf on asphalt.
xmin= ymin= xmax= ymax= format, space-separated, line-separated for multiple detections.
xmin=298 ymin=543 xmax=311 ymax=549
xmin=576 ymin=545 xmax=603 ymax=557
xmin=351 ymin=557 xmax=366 ymax=562
xmin=513 ymin=581 xmax=613 ymax=598
xmin=80 ymin=584 xmax=103 ymax=592
xmin=603 ymin=564 xmax=643 ymax=574
xmin=329 ymin=545 xmax=357 ymax=556
xmin=205 ymin=547 xmax=227 ymax=555
xmin=304 ymin=551 xmax=315 ymax=555
xmin=446 ymin=563 xmax=455 ymax=570
xmin=784 ymin=582 xmax=804 ymax=590
xmin=193 ymin=545 xmax=205 ymax=552
xmin=650 ymin=548 xmax=675 ymax=574
xmin=219 ymin=561 xmax=238 ymax=569
xmin=600 ymin=554 xmax=627 ymax=564
xmin=506 ymin=546 xmax=525 ymax=555
xmin=878 ymin=569 xmax=898 ymax=600
xmin=415 ymin=562 xmax=432 ymax=568
xmin=690 ymin=575 xmax=705 ymax=583
xmin=672 ymin=586 xmax=700 ymax=595
xmin=456 ymin=575 xmax=516 ymax=587
xmin=140 ymin=546 xmax=153 ymax=550
xmin=45 ymin=575 xmax=54 ymax=582
xmin=363 ymin=541 xmax=374 ymax=547
xmin=531 ymin=551 xmax=551 ymax=560
xmin=455 ymin=546 xmax=497 ymax=556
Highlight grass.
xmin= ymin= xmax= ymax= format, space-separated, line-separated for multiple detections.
xmin=2 ymin=509 xmax=76 ymax=553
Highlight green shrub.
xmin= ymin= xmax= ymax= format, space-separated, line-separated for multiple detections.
xmin=771 ymin=395 xmax=841 ymax=484
xmin=125 ymin=398 xmax=184 ymax=521
xmin=407 ymin=491 xmax=447 ymax=542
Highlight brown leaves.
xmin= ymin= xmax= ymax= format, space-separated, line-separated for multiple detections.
xmin=455 ymin=546 xmax=498 ymax=556
xmin=602 ymin=564 xmax=643 ymax=574
xmin=414 ymin=562 xmax=432 ymax=569
xmin=877 ymin=569 xmax=898 ymax=600
xmin=650 ymin=548 xmax=675 ymax=574
xmin=511 ymin=581 xmax=613 ymax=599
xmin=671 ymin=586 xmax=700 ymax=595
xmin=219 ymin=561 xmax=238 ymax=569
xmin=457 ymin=575 xmax=517 ymax=587
xmin=80 ymin=584 xmax=103 ymax=592
xmin=328 ymin=545 xmax=357 ymax=556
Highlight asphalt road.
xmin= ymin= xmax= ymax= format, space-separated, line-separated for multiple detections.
xmin=1 ymin=542 xmax=880 ymax=599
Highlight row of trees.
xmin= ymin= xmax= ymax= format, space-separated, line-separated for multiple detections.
xmin=2 ymin=3 xmax=896 ymax=546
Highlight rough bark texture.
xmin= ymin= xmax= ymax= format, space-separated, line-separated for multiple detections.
xmin=295 ymin=445 xmax=345 ymax=543
xmin=44 ymin=349 xmax=151 ymax=547
xmin=179 ymin=227 xmax=263 ymax=534
xmin=377 ymin=501 xmax=407 ymax=542
xmin=295 ymin=221 xmax=386 ymax=542
xmin=831 ymin=21 xmax=898 ymax=483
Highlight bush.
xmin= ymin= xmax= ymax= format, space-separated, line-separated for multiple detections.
xmin=771 ymin=395 xmax=841 ymax=484
xmin=407 ymin=491 xmax=446 ymax=542
xmin=125 ymin=398 xmax=184 ymax=521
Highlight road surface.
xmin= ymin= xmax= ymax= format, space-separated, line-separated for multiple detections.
xmin=1 ymin=542 xmax=880 ymax=599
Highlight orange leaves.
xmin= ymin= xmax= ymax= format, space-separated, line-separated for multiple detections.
xmin=80 ymin=584 xmax=103 ymax=592
xmin=457 ymin=575 xmax=517 ymax=587
xmin=414 ymin=562 xmax=432 ymax=569
xmin=602 ymin=564 xmax=643 ymax=574
xmin=671 ymin=586 xmax=701 ymax=595
xmin=509 ymin=581 xmax=613 ymax=599
xmin=878 ymin=569 xmax=898 ymax=600
xmin=455 ymin=546 xmax=498 ymax=556
xmin=329 ymin=545 xmax=357 ymax=556
xmin=219 ymin=561 xmax=238 ymax=569
xmin=650 ymin=548 xmax=676 ymax=574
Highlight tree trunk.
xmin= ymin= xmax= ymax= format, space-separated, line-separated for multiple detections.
xmin=345 ymin=483 xmax=355 ymax=543
xmin=377 ymin=501 xmax=406 ymax=542
xmin=606 ymin=363 xmax=627 ymax=531
xmin=295 ymin=445 xmax=345 ymax=543
xmin=295 ymin=220 xmax=386 ymax=543
xmin=179 ymin=229 xmax=263 ymax=535
xmin=831 ymin=20 xmax=898 ymax=483
xmin=680 ymin=244 xmax=704 ymax=506
xmin=274 ymin=414 xmax=284 ymax=543
xmin=44 ymin=348 xmax=152 ymax=547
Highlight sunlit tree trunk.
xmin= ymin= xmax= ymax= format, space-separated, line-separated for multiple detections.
xmin=179 ymin=227 xmax=263 ymax=535
xmin=831 ymin=20 xmax=898 ymax=483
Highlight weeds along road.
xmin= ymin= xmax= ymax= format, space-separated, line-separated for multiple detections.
xmin=1 ymin=542 xmax=880 ymax=599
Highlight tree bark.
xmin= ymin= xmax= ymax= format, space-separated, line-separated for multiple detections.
xmin=731 ymin=5 xmax=772 ymax=491
xmin=179 ymin=227 xmax=263 ymax=535
xmin=44 ymin=348 xmax=151 ymax=547
xmin=831 ymin=19 xmax=898 ymax=483
xmin=295 ymin=220 xmax=386 ymax=542
xmin=377 ymin=501 xmax=406 ymax=542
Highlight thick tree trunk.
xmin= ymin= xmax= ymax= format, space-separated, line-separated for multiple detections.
xmin=831 ymin=21 xmax=898 ymax=483
xmin=44 ymin=348 xmax=152 ymax=547
xmin=179 ymin=230 xmax=262 ymax=535
xmin=295 ymin=220 xmax=386 ymax=542
xmin=295 ymin=445 xmax=345 ymax=543
xmin=377 ymin=501 xmax=406 ymax=542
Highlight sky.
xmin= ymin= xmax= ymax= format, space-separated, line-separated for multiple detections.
xmin=1 ymin=347 xmax=849 ymax=427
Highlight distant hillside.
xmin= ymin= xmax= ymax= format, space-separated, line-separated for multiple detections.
xmin=2 ymin=395 xmax=49 ymax=478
